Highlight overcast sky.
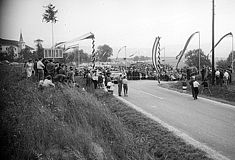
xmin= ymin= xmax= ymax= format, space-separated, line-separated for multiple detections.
xmin=0 ymin=0 xmax=234 ymax=57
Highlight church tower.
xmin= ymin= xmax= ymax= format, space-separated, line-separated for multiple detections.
xmin=19 ymin=31 xmax=25 ymax=51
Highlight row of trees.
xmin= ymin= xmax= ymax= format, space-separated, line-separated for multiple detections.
xmin=183 ymin=49 xmax=234 ymax=70
xmin=0 ymin=42 xmax=114 ymax=64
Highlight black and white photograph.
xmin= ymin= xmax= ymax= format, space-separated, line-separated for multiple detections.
xmin=0 ymin=0 xmax=235 ymax=159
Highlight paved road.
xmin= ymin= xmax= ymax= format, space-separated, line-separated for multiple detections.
xmin=114 ymin=80 xmax=235 ymax=159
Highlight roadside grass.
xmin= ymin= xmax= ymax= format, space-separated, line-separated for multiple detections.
xmin=0 ymin=64 xmax=213 ymax=160
xmin=159 ymin=81 xmax=235 ymax=104
xmin=0 ymin=64 xmax=138 ymax=160
xmin=78 ymin=77 xmax=213 ymax=160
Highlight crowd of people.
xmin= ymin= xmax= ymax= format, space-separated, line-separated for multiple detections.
xmin=83 ymin=67 xmax=128 ymax=96
xmin=23 ymin=58 xmax=233 ymax=98
xmin=24 ymin=58 xmax=76 ymax=88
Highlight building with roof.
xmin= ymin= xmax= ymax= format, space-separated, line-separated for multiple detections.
xmin=0 ymin=32 xmax=34 ymax=59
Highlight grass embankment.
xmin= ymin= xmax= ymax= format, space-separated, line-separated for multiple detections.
xmin=0 ymin=64 xmax=212 ymax=160
xmin=159 ymin=81 xmax=235 ymax=104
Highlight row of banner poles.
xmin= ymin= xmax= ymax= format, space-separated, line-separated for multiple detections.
xmin=176 ymin=31 xmax=234 ymax=76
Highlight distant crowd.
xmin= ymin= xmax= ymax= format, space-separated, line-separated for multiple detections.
xmin=23 ymin=58 xmax=233 ymax=93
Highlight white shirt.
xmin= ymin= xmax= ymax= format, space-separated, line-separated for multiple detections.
xmin=215 ymin=70 xmax=220 ymax=77
xmin=193 ymin=81 xmax=200 ymax=88
xmin=224 ymin=71 xmax=229 ymax=79
xmin=37 ymin=60 xmax=45 ymax=70
xmin=39 ymin=79 xmax=55 ymax=87
xmin=122 ymin=78 xmax=128 ymax=85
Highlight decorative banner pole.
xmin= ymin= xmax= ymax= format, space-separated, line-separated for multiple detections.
xmin=91 ymin=36 xmax=96 ymax=68
xmin=152 ymin=36 xmax=161 ymax=83
xmin=160 ymin=47 xmax=165 ymax=65
xmin=207 ymin=32 xmax=233 ymax=71
xmin=176 ymin=31 xmax=199 ymax=69
xmin=207 ymin=32 xmax=233 ymax=57
xmin=55 ymin=32 xmax=95 ymax=67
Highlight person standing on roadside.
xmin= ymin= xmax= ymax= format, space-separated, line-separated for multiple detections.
xmin=215 ymin=69 xmax=220 ymax=85
xmin=37 ymin=57 xmax=45 ymax=81
xmin=46 ymin=59 xmax=55 ymax=79
xmin=122 ymin=76 xmax=128 ymax=96
xmin=189 ymin=76 xmax=195 ymax=98
xmin=223 ymin=70 xmax=229 ymax=87
xmin=117 ymin=74 xmax=123 ymax=96
xmin=25 ymin=59 xmax=34 ymax=79
xmin=92 ymin=71 xmax=98 ymax=89
xmin=193 ymin=78 xmax=200 ymax=100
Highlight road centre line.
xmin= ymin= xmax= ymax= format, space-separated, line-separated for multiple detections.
xmin=157 ymin=85 xmax=235 ymax=109
xmin=132 ymin=88 xmax=164 ymax=100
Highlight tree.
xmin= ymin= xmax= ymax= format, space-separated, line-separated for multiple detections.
xmin=216 ymin=60 xmax=230 ymax=70
xmin=185 ymin=49 xmax=211 ymax=69
xmin=133 ymin=56 xmax=140 ymax=61
xmin=42 ymin=3 xmax=58 ymax=59
xmin=226 ymin=51 xmax=235 ymax=70
xmin=0 ymin=46 xmax=16 ymax=62
xmin=64 ymin=49 xmax=90 ymax=64
xmin=34 ymin=39 xmax=44 ymax=58
xmin=96 ymin=44 xmax=113 ymax=62
xmin=17 ymin=48 xmax=35 ymax=62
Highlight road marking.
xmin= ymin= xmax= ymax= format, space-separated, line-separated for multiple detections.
xmin=133 ymin=89 xmax=164 ymax=100
xmin=116 ymin=95 xmax=230 ymax=160
xmin=157 ymin=85 xmax=235 ymax=109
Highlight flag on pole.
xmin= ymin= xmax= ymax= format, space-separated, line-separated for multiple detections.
xmin=176 ymin=31 xmax=199 ymax=69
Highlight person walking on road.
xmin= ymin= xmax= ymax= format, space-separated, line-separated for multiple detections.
xmin=193 ymin=78 xmax=200 ymax=100
xmin=117 ymin=74 xmax=123 ymax=96
xmin=122 ymin=76 xmax=128 ymax=96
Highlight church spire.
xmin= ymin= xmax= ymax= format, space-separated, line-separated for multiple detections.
xmin=19 ymin=30 xmax=24 ymax=42
xmin=19 ymin=30 xmax=25 ymax=50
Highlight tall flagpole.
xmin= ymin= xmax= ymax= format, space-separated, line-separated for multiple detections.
xmin=125 ymin=46 xmax=127 ymax=69
xmin=52 ymin=22 xmax=54 ymax=61
xmin=232 ymin=35 xmax=234 ymax=72
xmin=212 ymin=0 xmax=215 ymax=85
xmin=198 ymin=32 xmax=201 ymax=74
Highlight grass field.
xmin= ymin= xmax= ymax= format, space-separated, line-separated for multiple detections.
xmin=0 ymin=64 xmax=213 ymax=160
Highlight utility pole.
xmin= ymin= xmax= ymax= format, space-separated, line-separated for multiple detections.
xmin=232 ymin=35 xmax=234 ymax=72
xmin=125 ymin=46 xmax=127 ymax=69
xmin=77 ymin=45 xmax=79 ymax=68
xmin=212 ymin=0 xmax=215 ymax=85
xmin=198 ymin=32 xmax=201 ymax=74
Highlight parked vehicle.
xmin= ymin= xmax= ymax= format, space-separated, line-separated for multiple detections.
xmin=110 ymin=71 xmax=122 ymax=84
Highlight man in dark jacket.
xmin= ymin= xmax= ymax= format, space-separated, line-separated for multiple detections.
xmin=117 ymin=74 xmax=123 ymax=96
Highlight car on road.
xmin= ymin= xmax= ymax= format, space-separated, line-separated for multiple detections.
xmin=110 ymin=71 xmax=122 ymax=84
